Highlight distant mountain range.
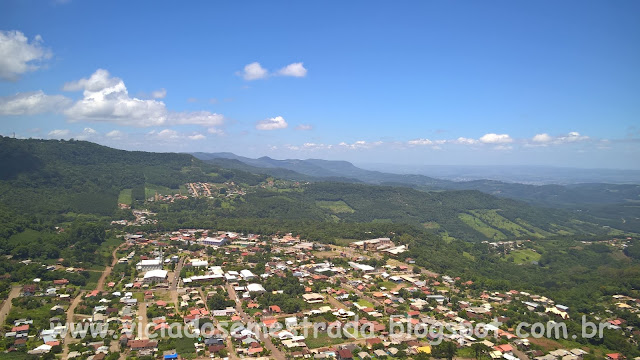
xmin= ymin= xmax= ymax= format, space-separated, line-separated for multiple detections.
xmin=192 ymin=152 xmax=640 ymax=209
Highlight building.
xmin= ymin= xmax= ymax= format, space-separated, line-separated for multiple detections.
xmin=143 ymin=270 xmax=168 ymax=283
xmin=136 ymin=259 xmax=162 ymax=272
xmin=200 ymin=236 xmax=228 ymax=247
xmin=302 ymin=293 xmax=324 ymax=304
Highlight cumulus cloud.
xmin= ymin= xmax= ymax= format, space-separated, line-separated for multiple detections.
xmin=338 ymin=140 xmax=383 ymax=150
xmin=106 ymin=130 xmax=124 ymax=139
xmin=188 ymin=133 xmax=206 ymax=140
xmin=239 ymin=62 xmax=308 ymax=80
xmin=479 ymin=133 xmax=513 ymax=144
xmin=408 ymin=138 xmax=434 ymax=146
xmin=63 ymin=69 xmax=224 ymax=127
xmin=295 ymin=124 xmax=313 ymax=131
xmin=453 ymin=137 xmax=479 ymax=145
xmin=277 ymin=62 xmax=307 ymax=77
xmin=75 ymin=127 xmax=98 ymax=140
xmin=529 ymin=131 xmax=590 ymax=146
xmin=240 ymin=62 xmax=268 ymax=80
xmin=532 ymin=133 xmax=553 ymax=143
xmin=47 ymin=129 xmax=71 ymax=138
xmin=256 ymin=116 xmax=288 ymax=130
xmin=0 ymin=91 xmax=71 ymax=115
xmin=0 ymin=30 xmax=52 ymax=81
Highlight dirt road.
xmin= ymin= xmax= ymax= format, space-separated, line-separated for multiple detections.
xmin=0 ymin=286 xmax=21 ymax=327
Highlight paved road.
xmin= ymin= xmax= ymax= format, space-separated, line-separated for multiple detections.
xmin=225 ymin=284 xmax=286 ymax=360
xmin=0 ymin=286 xmax=21 ymax=327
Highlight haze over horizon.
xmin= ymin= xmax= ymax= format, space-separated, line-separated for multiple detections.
xmin=1 ymin=1 xmax=639 ymax=169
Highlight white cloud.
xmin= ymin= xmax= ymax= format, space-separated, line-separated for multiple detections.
xmin=338 ymin=140 xmax=383 ymax=150
xmin=277 ymin=62 xmax=307 ymax=77
xmin=207 ymin=127 xmax=224 ymax=135
xmin=62 ymin=69 xmax=224 ymax=127
xmin=151 ymin=88 xmax=167 ymax=99
xmin=0 ymin=30 xmax=52 ymax=81
xmin=479 ymin=133 xmax=513 ymax=144
xmin=408 ymin=138 xmax=433 ymax=146
xmin=188 ymin=133 xmax=206 ymax=140
xmin=152 ymin=129 xmax=179 ymax=140
xmin=295 ymin=124 xmax=313 ymax=131
xmin=560 ymin=131 xmax=589 ymax=143
xmin=47 ymin=129 xmax=71 ymax=138
xmin=529 ymin=131 xmax=590 ymax=146
xmin=256 ymin=116 xmax=288 ymax=130
xmin=532 ymin=133 xmax=552 ymax=143
xmin=0 ymin=91 xmax=71 ymax=115
xmin=76 ymin=127 xmax=98 ymax=140
xmin=106 ymin=130 xmax=124 ymax=139
xmin=454 ymin=137 xmax=479 ymax=145
xmin=240 ymin=62 xmax=268 ymax=81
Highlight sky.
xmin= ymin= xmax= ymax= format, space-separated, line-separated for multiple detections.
xmin=1 ymin=1 xmax=639 ymax=169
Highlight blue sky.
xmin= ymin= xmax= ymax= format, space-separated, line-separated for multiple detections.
xmin=1 ymin=1 xmax=639 ymax=169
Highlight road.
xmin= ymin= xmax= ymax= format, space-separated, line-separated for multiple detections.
xmin=96 ymin=243 xmax=127 ymax=292
xmin=137 ymin=301 xmax=148 ymax=340
xmin=225 ymin=284 xmax=286 ymax=360
xmin=0 ymin=286 xmax=21 ymax=328
xmin=326 ymin=294 xmax=346 ymax=310
xmin=61 ymin=291 xmax=85 ymax=359
xmin=170 ymin=257 xmax=184 ymax=309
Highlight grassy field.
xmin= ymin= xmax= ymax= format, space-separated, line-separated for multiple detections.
xmin=470 ymin=209 xmax=542 ymax=238
xmin=357 ymin=299 xmax=375 ymax=308
xmin=459 ymin=212 xmax=507 ymax=240
xmin=117 ymin=188 xmax=132 ymax=205
xmin=315 ymin=200 xmax=355 ymax=214
xmin=507 ymin=248 xmax=542 ymax=264
xmin=304 ymin=331 xmax=349 ymax=349
xmin=145 ymin=183 xmax=176 ymax=198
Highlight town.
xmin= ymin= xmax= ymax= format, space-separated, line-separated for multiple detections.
xmin=1 ymin=209 xmax=637 ymax=360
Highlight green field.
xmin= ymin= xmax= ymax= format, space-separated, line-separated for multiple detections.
xmin=118 ymin=188 xmax=132 ymax=204
xmin=304 ymin=331 xmax=349 ymax=349
xmin=145 ymin=183 xmax=176 ymax=198
xmin=315 ymin=200 xmax=355 ymax=213
xmin=459 ymin=212 xmax=507 ymax=240
xmin=506 ymin=248 xmax=542 ymax=264
xmin=470 ymin=209 xmax=542 ymax=238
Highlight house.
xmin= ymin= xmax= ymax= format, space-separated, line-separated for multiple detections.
xmin=302 ymin=293 xmax=324 ymax=304
xmin=128 ymin=339 xmax=158 ymax=351
xmin=53 ymin=279 xmax=69 ymax=286
xmin=22 ymin=285 xmax=37 ymax=296
xmin=337 ymin=349 xmax=354 ymax=360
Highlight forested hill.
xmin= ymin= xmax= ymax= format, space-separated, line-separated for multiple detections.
xmin=194 ymin=152 xmax=640 ymax=207
xmin=0 ymin=136 xmax=633 ymax=241
xmin=0 ymin=136 xmax=265 ymax=216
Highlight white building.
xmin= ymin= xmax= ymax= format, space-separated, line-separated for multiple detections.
xmin=143 ymin=269 xmax=168 ymax=283
xmin=246 ymin=283 xmax=266 ymax=294
xmin=240 ymin=269 xmax=256 ymax=280
xmin=136 ymin=259 xmax=162 ymax=272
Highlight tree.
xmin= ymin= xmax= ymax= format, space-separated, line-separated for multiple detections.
xmin=471 ymin=343 xmax=491 ymax=360
xmin=432 ymin=341 xmax=458 ymax=360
